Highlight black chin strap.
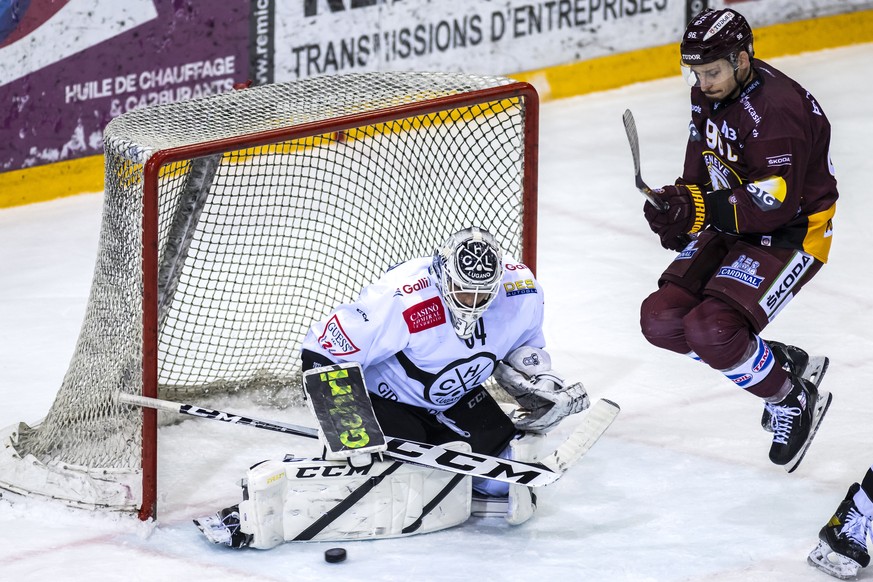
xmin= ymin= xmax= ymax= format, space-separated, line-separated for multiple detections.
xmin=728 ymin=58 xmax=754 ymax=100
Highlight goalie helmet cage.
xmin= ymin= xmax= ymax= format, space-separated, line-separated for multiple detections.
xmin=0 ymin=71 xmax=538 ymax=521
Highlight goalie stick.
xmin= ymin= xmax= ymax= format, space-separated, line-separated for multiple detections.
xmin=119 ymin=393 xmax=619 ymax=488
xmin=622 ymin=108 xmax=668 ymax=211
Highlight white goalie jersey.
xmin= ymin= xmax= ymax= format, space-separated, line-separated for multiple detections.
xmin=301 ymin=255 xmax=546 ymax=411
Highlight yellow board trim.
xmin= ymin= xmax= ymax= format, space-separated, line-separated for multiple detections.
xmin=512 ymin=9 xmax=873 ymax=100
xmin=4 ymin=9 xmax=873 ymax=209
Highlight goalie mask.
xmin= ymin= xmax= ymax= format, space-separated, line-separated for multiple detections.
xmin=432 ymin=227 xmax=504 ymax=339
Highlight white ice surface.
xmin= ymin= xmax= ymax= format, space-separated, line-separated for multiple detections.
xmin=1 ymin=43 xmax=872 ymax=581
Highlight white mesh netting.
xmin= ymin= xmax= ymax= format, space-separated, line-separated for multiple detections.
xmin=1 ymin=71 xmax=535 ymax=510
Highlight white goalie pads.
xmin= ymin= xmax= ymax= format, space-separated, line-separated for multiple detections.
xmin=238 ymin=442 xmax=473 ymax=549
xmin=493 ymin=346 xmax=590 ymax=433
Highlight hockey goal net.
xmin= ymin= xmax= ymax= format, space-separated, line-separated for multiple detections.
xmin=0 ymin=72 xmax=538 ymax=520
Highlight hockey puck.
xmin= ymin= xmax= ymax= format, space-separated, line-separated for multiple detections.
xmin=324 ymin=547 xmax=347 ymax=563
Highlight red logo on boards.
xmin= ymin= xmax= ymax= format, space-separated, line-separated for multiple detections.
xmin=403 ymin=296 xmax=446 ymax=333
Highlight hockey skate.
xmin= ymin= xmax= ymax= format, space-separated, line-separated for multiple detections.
xmin=761 ymin=340 xmax=829 ymax=432
xmin=808 ymin=483 xmax=871 ymax=580
xmin=764 ymin=373 xmax=831 ymax=473
xmin=193 ymin=504 xmax=252 ymax=548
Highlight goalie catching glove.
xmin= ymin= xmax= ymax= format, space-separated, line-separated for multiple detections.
xmin=493 ymin=346 xmax=590 ymax=433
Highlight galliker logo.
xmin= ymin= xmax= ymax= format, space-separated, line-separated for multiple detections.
xmin=716 ymin=254 xmax=764 ymax=289
xmin=399 ymin=277 xmax=430 ymax=294
xmin=318 ymin=314 xmax=360 ymax=356
xmin=403 ymin=296 xmax=446 ymax=333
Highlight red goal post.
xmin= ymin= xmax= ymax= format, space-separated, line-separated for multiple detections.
xmin=0 ymin=72 xmax=539 ymax=520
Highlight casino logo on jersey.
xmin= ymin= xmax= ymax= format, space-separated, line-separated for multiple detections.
xmin=403 ymin=296 xmax=446 ymax=333
xmin=317 ymin=314 xmax=360 ymax=356
xmin=716 ymin=254 xmax=764 ymax=289
xmin=425 ymin=354 xmax=496 ymax=406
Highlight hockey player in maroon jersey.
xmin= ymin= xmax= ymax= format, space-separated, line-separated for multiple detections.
xmin=638 ymin=8 xmax=837 ymax=472
xmin=808 ymin=464 xmax=873 ymax=579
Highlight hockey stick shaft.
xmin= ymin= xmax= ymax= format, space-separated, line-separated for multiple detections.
xmin=120 ymin=393 xmax=318 ymax=438
xmin=622 ymin=109 xmax=668 ymax=211
xmin=119 ymin=393 xmax=586 ymax=487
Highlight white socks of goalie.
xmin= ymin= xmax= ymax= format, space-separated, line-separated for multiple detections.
xmin=472 ymin=432 xmax=545 ymax=525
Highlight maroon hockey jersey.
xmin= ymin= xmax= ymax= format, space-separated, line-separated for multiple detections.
xmin=682 ymin=59 xmax=838 ymax=263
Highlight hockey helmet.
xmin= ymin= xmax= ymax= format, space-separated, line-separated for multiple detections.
xmin=432 ymin=227 xmax=504 ymax=339
xmin=681 ymin=8 xmax=754 ymax=66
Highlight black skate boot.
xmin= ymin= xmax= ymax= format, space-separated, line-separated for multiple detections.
xmin=764 ymin=373 xmax=831 ymax=471
xmin=761 ymin=340 xmax=829 ymax=432
xmin=768 ymin=340 xmax=810 ymax=376
xmin=808 ymin=483 xmax=871 ymax=579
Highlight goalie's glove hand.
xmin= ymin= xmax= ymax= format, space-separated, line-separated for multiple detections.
xmin=493 ymin=347 xmax=590 ymax=433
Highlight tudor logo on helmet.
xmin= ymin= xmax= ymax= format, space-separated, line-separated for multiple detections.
xmin=703 ymin=11 xmax=735 ymax=41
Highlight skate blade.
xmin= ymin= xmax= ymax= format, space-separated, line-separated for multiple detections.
xmin=785 ymin=389 xmax=832 ymax=473
xmin=471 ymin=495 xmax=508 ymax=518
xmin=805 ymin=356 xmax=830 ymax=389
xmin=808 ymin=539 xmax=862 ymax=580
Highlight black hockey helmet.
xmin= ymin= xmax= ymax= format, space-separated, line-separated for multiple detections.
xmin=680 ymin=8 xmax=754 ymax=66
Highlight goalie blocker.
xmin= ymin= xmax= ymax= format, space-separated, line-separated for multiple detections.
xmin=301 ymin=362 xmax=387 ymax=462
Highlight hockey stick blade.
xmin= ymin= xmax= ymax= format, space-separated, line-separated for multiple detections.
xmin=540 ymin=398 xmax=620 ymax=474
xmin=622 ymin=109 xmax=667 ymax=211
xmin=118 ymin=393 xmax=564 ymax=487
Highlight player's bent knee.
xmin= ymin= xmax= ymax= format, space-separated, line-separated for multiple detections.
xmin=683 ymin=298 xmax=750 ymax=368
xmin=239 ymin=443 xmax=473 ymax=548
xmin=640 ymin=291 xmax=693 ymax=352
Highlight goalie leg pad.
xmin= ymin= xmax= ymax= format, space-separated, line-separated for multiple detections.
xmin=239 ymin=443 xmax=472 ymax=548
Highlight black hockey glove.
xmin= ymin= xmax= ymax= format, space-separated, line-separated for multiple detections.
xmin=643 ymin=184 xmax=707 ymax=250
